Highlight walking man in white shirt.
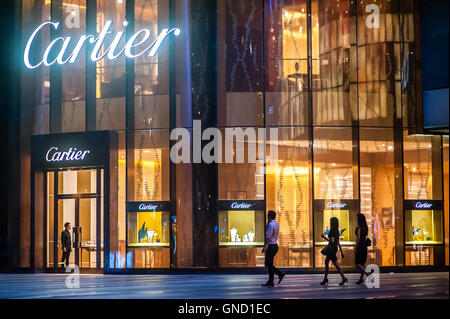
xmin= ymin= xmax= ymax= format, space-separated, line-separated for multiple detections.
xmin=261 ymin=210 xmax=285 ymax=287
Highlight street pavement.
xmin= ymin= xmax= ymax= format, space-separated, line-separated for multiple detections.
xmin=0 ymin=272 xmax=448 ymax=299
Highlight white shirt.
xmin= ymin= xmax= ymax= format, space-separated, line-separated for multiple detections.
xmin=266 ymin=219 xmax=279 ymax=245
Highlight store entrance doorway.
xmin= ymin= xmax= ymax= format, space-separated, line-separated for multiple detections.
xmin=46 ymin=168 xmax=104 ymax=272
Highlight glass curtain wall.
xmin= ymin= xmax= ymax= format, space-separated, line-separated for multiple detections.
xmin=18 ymin=0 xmax=448 ymax=270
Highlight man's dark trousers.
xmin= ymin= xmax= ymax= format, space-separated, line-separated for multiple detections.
xmin=265 ymin=244 xmax=283 ymax=283
xmin=61 ymin=250 xmax=70 ymax=268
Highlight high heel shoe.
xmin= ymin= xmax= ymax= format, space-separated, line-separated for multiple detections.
xmin=355 ymin=278 xmax=364 ymax=285
xmin=320 ymin=278 xmax=328 ymax=285
xmin=339 ymin=277 xmax=348 ymax=286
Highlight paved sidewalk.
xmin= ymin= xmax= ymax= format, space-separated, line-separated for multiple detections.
xmin=0 ymin=272 xmax=448 ymax=299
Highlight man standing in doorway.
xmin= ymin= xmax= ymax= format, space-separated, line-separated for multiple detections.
xmin=261 ymin=210 xmax=285 ymax=287
xmin=61 ymin=222 xmax=72 ymax=268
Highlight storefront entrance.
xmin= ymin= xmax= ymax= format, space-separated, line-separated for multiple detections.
xmin=46 ymin=169 xmax=104 ymax=272
xmin=31 ymin=131 xmax=117 ymax=273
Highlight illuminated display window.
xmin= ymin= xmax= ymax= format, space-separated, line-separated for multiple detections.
xmin=218 ymin=211 xmax=265 ymax=246
xmin=405 ymin=210 xmax=443 ymax=245
xmin=314 ymin=204 xmax=356 ymax=246
xmin=127 ymin=211 xmax=170 ymax=247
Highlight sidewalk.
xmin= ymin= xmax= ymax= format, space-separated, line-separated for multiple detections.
xmin=0 ymin=272 xmax=448 ymax=299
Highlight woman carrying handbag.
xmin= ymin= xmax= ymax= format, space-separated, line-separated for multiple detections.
xmin=320 ymin=217 xmax=348 ymax=286
xmin=355 ymin=213 xmax=374 ymax=284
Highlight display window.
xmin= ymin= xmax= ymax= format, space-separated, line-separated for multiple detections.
xmin=404 ymin=200 xmax=444 ymax=245
xmin=314 ymin=200 xmax=357 ymax=246
xmin=404 ymin=200 xmax=445 ymax=266
xmin=126 ymin=202 xmax=171 ymax=247
xmin=405 ymin=210 xmax=443 ymax=245
xmin=313 ymin=200 xmax=357 ymax=267
xmin=218 ymin=210 xmax=265 ymax=246
xmin=217 ymin=201 xmax=266 ymax=268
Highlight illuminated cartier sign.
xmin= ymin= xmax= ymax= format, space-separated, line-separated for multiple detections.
xmin=326 ymin=202 xmax=346 ymax=208
xmin=230 ymin=202 xmax=252 ymax=209
xmin=45 ymin=146 xmax=90 ymax=162
xmin=139 ymin=203 xmax=157 ymax=211
xmin=415 ymin=202 xmax=432 ymax=209
xmin=24 ymin=20 xmax=181 ymax=69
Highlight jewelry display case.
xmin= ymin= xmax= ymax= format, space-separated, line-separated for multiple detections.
xmin=126 ymin=202 xmax=171 ymax=247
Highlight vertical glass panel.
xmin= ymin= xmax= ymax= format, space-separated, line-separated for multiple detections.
xmin=57 ymin=169 xmax=97 ymax=194
xmin=100 ymin=169 xmax=105 ymax=268
xmin=265 ymin=0 xmax=310 ymax=126
xmin=57 ymin=199 xmax=76 ymax=267
xmin=266 ymin=127 xmax=312 ymax=267
xmin=217 ymin=0 xmax=263 ymax=127
xmin=313 ymin=127 xmax=356 ymax=199
xmin=46 ymin=172 xmax=54 ymax=267
xmin=403 ymin=132 xmax=442 ymax=200
xmin=79 ymin=198 xmax=97 ymax=268
xmin=398 ymin=0 xmax=417 ymax=127
xmin=218 ymin=128 xmax=265 ymax=200
xmin=131 ymin=130 xmax=170 ymax=201
xmin=360 ymin=128 xmax=396 ymax=266
xmin=443 ymin=136 xmax=449 ymax=265
xmin=134 ymin=0 xmax=170 ymax=129
xmin=356 ymin=0 xmax=407 ymax=126
xmin=117 ymin=133 xmax=126 ymax=268
xmin=62 ymin=0 xmax=87 ymax=132
xmin=96 ymin=0 xmax=126 ymax=130
xmin=311 ymin=0 xmax=355 ymax=126
xmin=22 ymin=0 xmax=51 ymax=135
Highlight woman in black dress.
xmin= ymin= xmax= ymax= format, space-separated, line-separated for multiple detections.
xmin=320 ymin=217 xmax=348 ymax=286
xmin=355 ymin=213 xmax=372 ymax=284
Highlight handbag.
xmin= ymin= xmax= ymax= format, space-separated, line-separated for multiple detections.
xmin=320 ymin=244 xmax=333 ymax=256
xmin=365 ymin=238 xmax=372 ymax=247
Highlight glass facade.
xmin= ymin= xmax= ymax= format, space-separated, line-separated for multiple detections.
xmin=17 ymin=0 xmax=448 ymax=271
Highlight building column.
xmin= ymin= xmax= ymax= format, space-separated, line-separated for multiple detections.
xmin=190 ymin=0 xmax=218 ymax=268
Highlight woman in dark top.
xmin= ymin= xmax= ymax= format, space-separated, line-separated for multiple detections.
xmin=320 ymin=217 xmax=348 ymax=286
xmin=355 ymin=213 xmax=373 ymax=284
